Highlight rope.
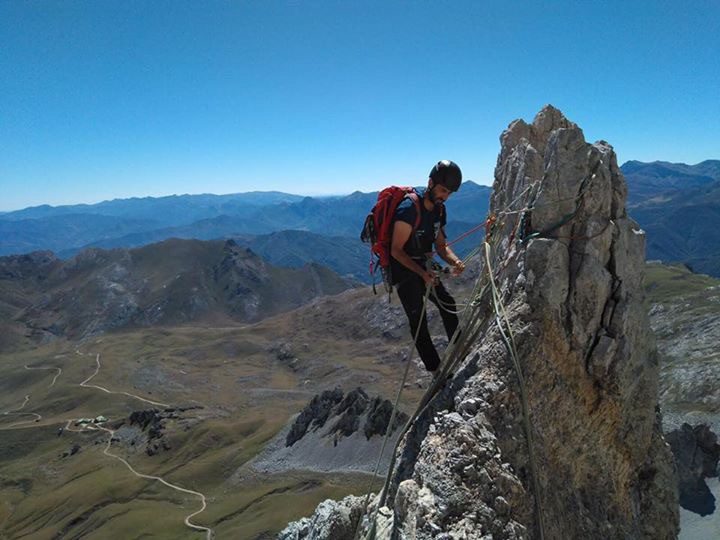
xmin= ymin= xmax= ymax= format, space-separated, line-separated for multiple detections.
xmin=520 ymin=159 xmax=601 ymax=243
xmin=357 ymin=164 xmax=600 ymax=538
xmin=364 ymin=262 xmax=493 ymax=539
xmin=427 ymin=245 xmax=485 ymax=315
xmin=350 ymin=279 xmax=433 ymax=540
xmin=484 ymin=242 xmax=546 ymax=540
xmin=434 ymin=220 xmax=487 ymax=255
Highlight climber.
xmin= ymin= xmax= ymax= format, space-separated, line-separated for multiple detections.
xmin=390 ymin=160 xmax=465 ymax=374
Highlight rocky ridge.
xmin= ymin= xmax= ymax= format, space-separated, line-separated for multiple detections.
xmin=248 ymin=388 xmax=408 ymax=476
xmin=286 ymin=387 xmax=409 ymax=447
xmin=0 ymin=238 xmax=356 ymax=344
xmin=666 ymin=423 xmax=720 ymax=516
xmin=281 ymin=106 xmax=679 ymax=538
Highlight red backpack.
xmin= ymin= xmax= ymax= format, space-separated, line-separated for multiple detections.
xmin=360 ymin=186 xmax=422 ymax=293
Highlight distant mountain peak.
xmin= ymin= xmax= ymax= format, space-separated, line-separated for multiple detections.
xmin=0 ymin=237 xmax=356 ymax=342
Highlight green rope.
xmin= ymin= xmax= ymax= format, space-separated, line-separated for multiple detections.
xmin=520 ymin=159 xmax=601 ymax=243
xmin=357 ymin=278 xmax=433 ymax=540
xmin=484 ymin=242 xmax=546 ymax=540
xmin=364 ymin=260 xmax=495 ymax=539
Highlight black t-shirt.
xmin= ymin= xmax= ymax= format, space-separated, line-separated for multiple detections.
xmin=390 ymin=188 xmax=445 ymax=282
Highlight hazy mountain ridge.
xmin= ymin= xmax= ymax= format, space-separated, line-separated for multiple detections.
xmin=0 ymin=214 xmax=161 ymax=256
xmin=58 ymin=222 xmax=481 ymax=285
xmin=629 ymin=178 xmax=720 ymax=276
xmin=0 ymin=182 xmax=492 ymax=257
xmin=0 ymin=238 xmax=356 ymax=345
xmin=618 ymin=160 xmax=720 ymax=277
xmin=622 ymin=159 xmax=720 ymax=206
xmin=236 ymin=230 xmax=369 ymax=282
xmin=0 ymin=191 xmax=306 ymax=222
xmin=4 ymin=163 xmax=720 ymax=279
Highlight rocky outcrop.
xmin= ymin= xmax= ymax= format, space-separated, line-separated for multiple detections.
xmin=286 ymin=388 xmax=407 ymax=448
xmin=281 ymin=106 xmax=679 ymax=539
xmin=332 ymin=388 xmax=371 ymax=437
xmin=249 ymin=388 xmax=408 ymax=476
xmin=666 ymin=423 xmax=720 ymax=515
xmin=0 ymin=251 xmax=60 ymax=280
xmin=278 ymin=495 xmax=367 ymax=540
xmin=129 ymin=408 xmax=170 ymax=456
xmin=287 ymin=388 xmax=345 ymax=446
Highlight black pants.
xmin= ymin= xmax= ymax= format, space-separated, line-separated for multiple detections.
xmin=396 ymin=274 xmax=459 ymax=372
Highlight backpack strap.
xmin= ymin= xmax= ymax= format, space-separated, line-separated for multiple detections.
xmin=436 ymin=201 xmax=445 ymax=239
xmin=405 ymin=191 xmax=423 ymax=233
xmin=400 ymin=191 xmax=423 ymax=255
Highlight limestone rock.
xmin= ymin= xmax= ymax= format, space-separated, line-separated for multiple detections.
xmin=285 ymin=388 xmax=409 ymax=449
xmin=286 ymin=388 xmax=345 ymax=446
xmin=277 ymin=495 xmax=366 ymax=540
xmin=666 ymin=422 xmax=720 ymax=515
xmin=284 ymin=105 xmax=679 ymax=539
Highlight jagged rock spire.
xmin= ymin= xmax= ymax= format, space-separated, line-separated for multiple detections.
xmin=280 ymin=106 xmax=679 ymax=539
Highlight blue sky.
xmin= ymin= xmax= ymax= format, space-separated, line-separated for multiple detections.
xmin=1 ymin=0 xmax=718 ymax=211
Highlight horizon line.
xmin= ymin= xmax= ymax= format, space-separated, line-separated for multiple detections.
xmin=0 ymin=179 xmax=491 ymax=214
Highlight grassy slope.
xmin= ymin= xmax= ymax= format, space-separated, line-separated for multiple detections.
xmin=0 ymin=286 xmax=427 ymax=539
xmin=645 ymin=263 xmax=720 ymax=429
xmin=4 ymin=262 xmax=712 ymax=538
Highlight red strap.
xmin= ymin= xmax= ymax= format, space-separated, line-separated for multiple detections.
xmin=431 ymin=219 xmax=487 ymax=257
xmin=405 ymin=191 xmax=423 ymax=232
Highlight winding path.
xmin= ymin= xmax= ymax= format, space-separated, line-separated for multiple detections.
xmin=1 ymin=364 xmax=63 ymax=429
xmin=94 ymin=423 xmax=213 ymax=539
xmin=80 ymin=353 xmax=169 ymax=408
xmin=71 ymin=351 xmax=213 ymax=538
xmin=4 ymin=394 xmax=30 ymax=413
xmin=3 ymin=350 xmax=214 ymax=537
xmin=62 ymin=418 xmax=212 ymax=538
xmin=1 ymin=395 xmax=42 ymax=428
xmin=24 ymin=364 xmax=62 ymax=387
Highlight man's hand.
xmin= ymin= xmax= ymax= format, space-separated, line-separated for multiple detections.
xmin=421 ymin=270 xmax=438 ymax=286
xmin=451 ymin=259 xmax=465 ymax=276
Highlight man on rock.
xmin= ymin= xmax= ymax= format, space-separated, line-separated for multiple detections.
xmin=390 ymin=160 xmax=466 ymax=374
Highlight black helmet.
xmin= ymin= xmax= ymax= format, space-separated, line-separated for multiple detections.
xmin=429 ymin=160 xmax=462 ymax=192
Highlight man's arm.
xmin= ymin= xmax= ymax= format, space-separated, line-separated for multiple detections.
xmin=391 ymin=220 xmax=436 ymax=285
xmin=435 ymin=228 xmax=465 ymax=275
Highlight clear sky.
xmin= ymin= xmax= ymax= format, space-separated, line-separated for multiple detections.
xmin=1 ymin=1 xmax=718 ymax=211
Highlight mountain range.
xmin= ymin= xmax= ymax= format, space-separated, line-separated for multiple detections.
xmin=623 ymin=160 xmax=720 ymax=206
xmin=0 ymin=182 xmax=492 ymax=256
xmin=0 ymin=238 xmax=356 ymax=348
xmin=3 ymin=160 xmax=720 ymax=280
xmin=628 ymin=165 xmax=720 ymax=276
xmin=1 ymin=104 xmax=718 ymax=538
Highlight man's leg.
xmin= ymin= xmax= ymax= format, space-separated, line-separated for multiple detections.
xmin=430 ymin=280 xmax=459 ymax=342
xmin=396 ymin=276 xmax=441 ymax=372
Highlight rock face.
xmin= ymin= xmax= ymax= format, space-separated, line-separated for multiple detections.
xmin=286 ymin=388 xmax=408 ymax=448
xmin=666 ymin=423 xmax=720 ymax=516
xmin=129 ymin=409 xmax=170 ymax=456
xmin=281 ymin=106 xmax=679 ymax=539
xmin=250 ymin=388 xmax=409 ymax=477
xmin=278 ymin=495 xmax=367 ymax=540
xmin=286 ymin=388 xmax=346 ymax=446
